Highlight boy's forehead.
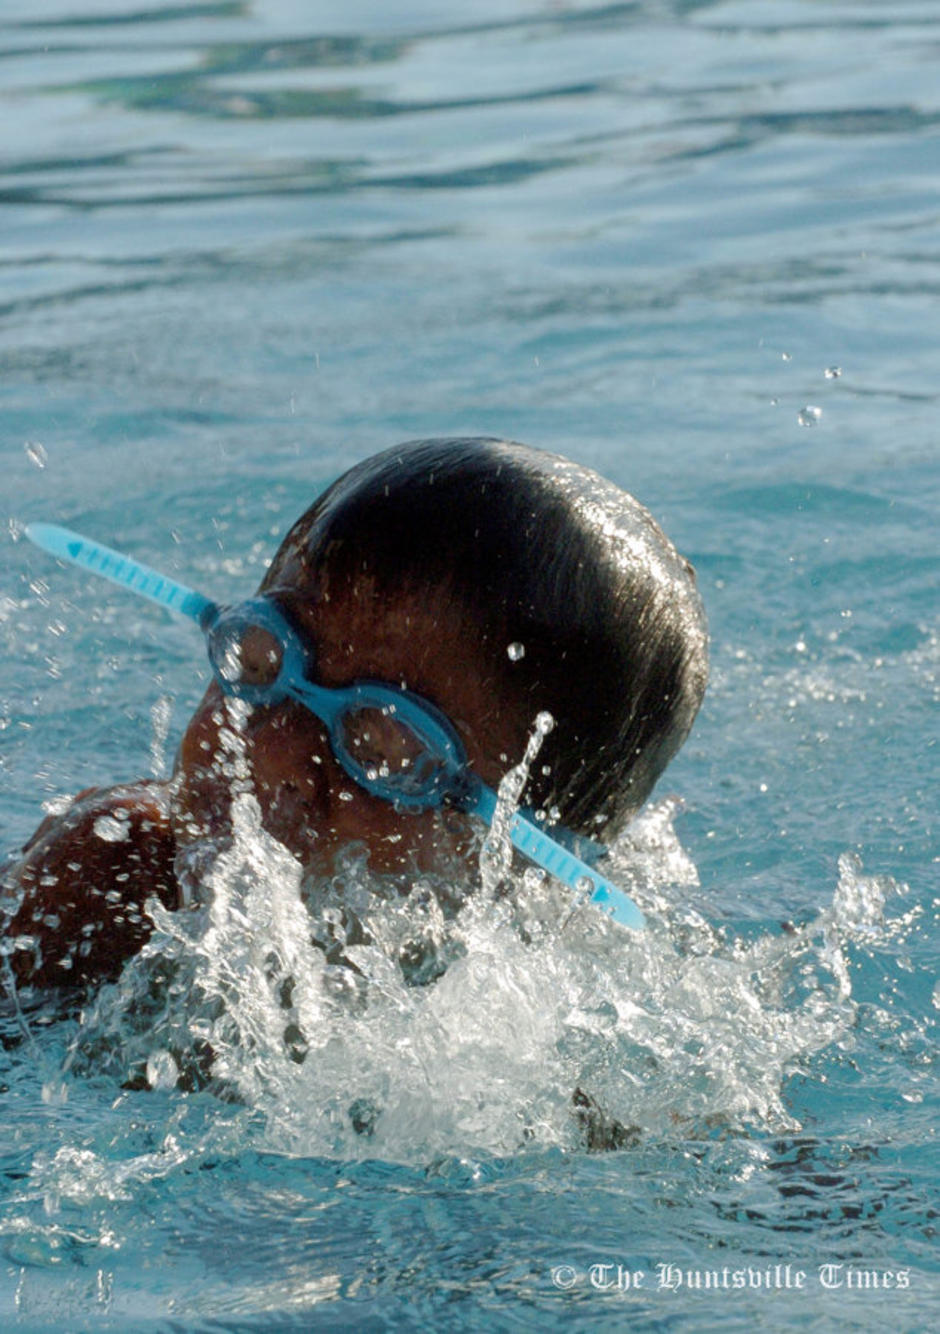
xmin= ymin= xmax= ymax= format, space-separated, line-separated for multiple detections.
xmin=262 ymin=513 xmax=457 ymax=665
xmin=272 ymin=576 xmax=469 ymax=686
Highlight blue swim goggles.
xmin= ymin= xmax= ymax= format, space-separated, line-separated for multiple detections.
xmin=25 ymin=523 xmax=644 ymax=930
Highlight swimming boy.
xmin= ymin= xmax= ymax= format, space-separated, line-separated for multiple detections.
xmin=2 ymin=438 xmax=707 ymax=993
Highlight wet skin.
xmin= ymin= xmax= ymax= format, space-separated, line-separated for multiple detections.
xmin=3 ymin=782 xmax=177 ymax=989
xmin=2 ymin=583 xmax=527 ymax=989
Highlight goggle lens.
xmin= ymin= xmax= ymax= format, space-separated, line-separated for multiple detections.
xmin=339 ymin=704 xmax=454 ymax=801
xmin=206 ymin=605 xmax=289 ymax=702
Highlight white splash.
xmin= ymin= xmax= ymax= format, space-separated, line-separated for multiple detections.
xmin=33 ymin=698 xmax=910 ymax=1167
xmin=53 ymin=777 xmax=903 ymax=1166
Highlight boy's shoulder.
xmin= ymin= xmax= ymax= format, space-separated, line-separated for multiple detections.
xmin=3 ymin=781 xmax=178 ymax=990
xmin=18 ymin=780 xmax=171 ymax=852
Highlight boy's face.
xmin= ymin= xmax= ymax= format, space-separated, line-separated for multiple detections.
xmin=171 ymin=579 xmax=526 ymax=881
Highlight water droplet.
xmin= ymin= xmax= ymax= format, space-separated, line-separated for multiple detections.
xmin=149 ymin=695 xmax=173 ymax=779
xmin=41 ymin=795 xmax=71 ymax=818
xmin=24 ymin=441 xmax=48 ymax=469
xmin=541 ymin=764 xmax=551 ymax=776
xmin=41 ymin=1080 xmax=68 ymax=1106
xmin=781 ymin=351 xmax=792 ymax=362
xmin=798 ymin=405 xmax=822 ymax=427
xmin=146 ymin=1049 xmax=179 ymax=1091
xmin=535 ymin=809 xmax=547 ymax=823
xmin=507 ymin=642 xmax=525 ymax=662
xmin=338 ymin=790 xmax=354 ymax=802
xmin=535 ymin=711 xmax=554 ymax=735
xmin=93 ymin=813 xmax=130 ymax=843
xmin=824 ymin=366 xmax=842 ymax=379
xmin=574 ymin=875 xmax=594 ymax=899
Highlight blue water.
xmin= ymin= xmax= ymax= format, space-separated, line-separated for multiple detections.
xmin=1 ymin=1 xmax=938 ymax=1329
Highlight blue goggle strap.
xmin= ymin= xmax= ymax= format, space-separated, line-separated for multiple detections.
xmin=469 ymin=784 xmax=645 ymax=931
xmin=24 ymin=523 xmax=217 ymax=628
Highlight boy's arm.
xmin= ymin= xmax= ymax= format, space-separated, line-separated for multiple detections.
xmin=2 ymin=782 xmax=179 ymax=990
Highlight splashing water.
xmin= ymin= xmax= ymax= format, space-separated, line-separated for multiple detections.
xmin=479 ymin=708 xmax=554 ymax=897
xmin=149 ymin=695 xmax=174 ymax=779
xmin=41 ymin=707 xmax=908 ymax=1170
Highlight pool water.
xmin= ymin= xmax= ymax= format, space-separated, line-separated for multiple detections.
xmin=1 ymin=1 xmax=937 ymax=1329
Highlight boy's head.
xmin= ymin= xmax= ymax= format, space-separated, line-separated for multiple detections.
xmin=174 ymin=438 xmax=707 ymax=877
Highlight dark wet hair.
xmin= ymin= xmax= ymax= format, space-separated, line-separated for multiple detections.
xmin=264 ymin=438 xmax=707 ymax=840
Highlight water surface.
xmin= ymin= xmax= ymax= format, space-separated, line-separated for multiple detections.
xmin=1 ymin=1 xmax=937 ymax=1329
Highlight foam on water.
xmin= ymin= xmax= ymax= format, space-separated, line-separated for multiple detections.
xmin=23 ymin=703 xmax=908 ymax=1180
